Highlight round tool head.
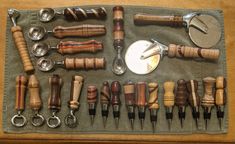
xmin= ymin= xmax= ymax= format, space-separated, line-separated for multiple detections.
xmin=38 ymin=8 xmax=55 ymax=22
xmin=31 ymin=42 xmax=50 ymax=57
xmin=28 ymin=26 xmax=46 ymax=41
xmin=37 ymin=57 xmax=54 ymax=72
xmin=125 ymin=40 xmax=160 ymax=75
xmin=189 ymin=15 xmax=221 ymax=48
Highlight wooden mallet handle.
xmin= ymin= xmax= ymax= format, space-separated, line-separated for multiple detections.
xmin=15 ymin=75 xmax=27 ymax=111
xmin=11 ymin=26 xmax=34 ymax=73
xmin=134 ymin=13 xmax=183 ymax=26
xmin=168 ymin=44 xmax=220 ymax=61
xmin=28 ymin=75 xmax=42 ymax=111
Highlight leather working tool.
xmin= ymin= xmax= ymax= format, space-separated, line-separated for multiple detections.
xmin=111 ymin=81 xmax=121 ymax=129
xmin=87 ymin=85 xmax=98 ymax=126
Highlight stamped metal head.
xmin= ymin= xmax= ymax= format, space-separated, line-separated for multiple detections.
xmin=31 ymin=42 xmax=50 ymax=57
xmin=38 ymin=8 xmax=55 ymax=22
xmin=37 ymin=57 xmax=54 ymax=72
xmin=28 ymin=26 xmax=46 ymax=41
xmin=8 ymin=8 xmax=20 ymax=26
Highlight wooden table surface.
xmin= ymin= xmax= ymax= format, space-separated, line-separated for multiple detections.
xmin=0 ymin=0 xmax=235 ymax=143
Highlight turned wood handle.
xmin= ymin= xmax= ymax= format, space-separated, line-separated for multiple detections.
xmin=201 ymin=77 xmax=216 ymax=107
xmin=168 ymin=44 xmax=220 ymax=61
xmin=63 ymin=7 xmax=107 ymax=21
xmin=57 ymin=40 xmax=103 ymax=54
xmin=28 ymin=75 xmax=41 ymax=111
xmin=111 ymin=81 xmax=121 ymax=105
xmin=163 ymin=81 xmax=175 ymax=107
xmin=134 ymin=13 xmax=183 ymax=26
xmin=87 ymin=85 xmax=98 ymax=104
xmin=69 ymin=75 xmax=83 ymax=110
xmin=123 ymin=82 xmax=135 ymax=106
xmin=100 ymin=81 xmax=111 ymax=104
xmin=148 ymin=82 xmax=159 ymax=109
xmin=215 ymin=76 xmax=226 ymax=106
xmin=15 ymin=75 xmax=27 ymax=111
xmin=136 ymin=82 xmax=146 ymax=107
xmin=175 ymin=79 xmax=188 ymax=107
xmin=64 ymin=57 xmax=105 ymax=70
xmin=11 ymin=26 xmax=34 ymax=73
xmin=186 ymin=80 xmax=200 ymax=107
xmin=48 ymin=74 xmax=62 ymax=110
xmin=53 ymin=24 xmax=106 ymax=38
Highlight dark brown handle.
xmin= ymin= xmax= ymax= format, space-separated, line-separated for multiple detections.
xmin=87 ymin=85 xmax=98 ymax=104
xmin=11 ymin=26 xmax=34 ymax=73
xmin=113 ymin=6 xmax=124 ymax=48
xmin=69 ymin=75 xmax=83 ymax=110
xmin=57 ymin=40 xmax=103 ymax=54
xmin=28 ymin=75 xmax=42 ymax=111
xmin=111 ymin=81 xmax=121 ymax=105
xmin=134 ymin=13 xmax=183 ymax=26
xmin=186 ymin=80 xmax=200 ymax=107
xmin=168 ymin=44 xmax=220 ymax=61
xmin=53 ymin=24 xmax=106 ymax=38
xmin=123 ymin=81 xmax=135 ymax=106
xmin=63 ymin=7 xmax=107 ymax=21
xmin=136 ymin=82 xmax=146 ymax=106
xmin=175 ymin=79 xmax=188 ymax=107
xmin=100 ymin=81 xmax=111 ymax=104
xmin=15 ymin=75 xmax=27 ymax=111
xmin=48 ymin=74 xmax=62 ymax=110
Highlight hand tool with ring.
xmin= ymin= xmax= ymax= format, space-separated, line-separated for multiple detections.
xmin=201 ymin=77 xmax=216 ymax=130
xmin=87 ymin=85 xmax=98 ymax=126
xmin=28 ymin=24 xmax=106 ymax=41
xmin=134 ymin=13 xmax=221 ymax=48
xmin=47 ymin=74 xmax=63 ymax=128
xmin=64 ymin=75 xmax=83 ymax=128
xmin=111 ymin=81 xmax=121 ymax=129
xmin=148 ymin=82 xmax=159 ymax=133
xmin=31 ymin=40 xmax=103 ymax=57
xmin=39 ymin=7 xmax=107 ymax=22
xmin=28 ymin=75 xmax=45 ymax=127
xmin=37 ymin=57 xmax=105 ymax=72
xmin=215 ymin=76 xmax=226 ymax=130
xmin=11 ymin=75 xmax=28 ymax=127
xmin=8 ymin=9 xmax=34 ymax=74
xmin=125 ymin=39 xmax=220 ymax=75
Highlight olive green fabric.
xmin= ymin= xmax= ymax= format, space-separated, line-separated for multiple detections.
xmin=3 ymin=5 xmax=227 ymax=134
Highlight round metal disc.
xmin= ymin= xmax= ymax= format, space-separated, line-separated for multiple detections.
xmin=189 ymin=15 xmax=221 ymax=48
xmin=31 ymin=42 xmax=49 ymax=57
xmin=38 ymin=8 xmax=55 ymax=22
xmin=28 ymin=26 xmax=46 ymax=41
xmin=125 ymin=40 xmax=160 ymax=75
xmin=37 ymin=57 xmax=54 ymax=72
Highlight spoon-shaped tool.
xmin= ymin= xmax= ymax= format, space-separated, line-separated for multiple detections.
xmin=37 ymin=57 xmax=105 ymax=72
xmin=39 ymin=7 xmax=107 ymax=22
xmin=28 ymin=24 xmax=106 ymax=41
xmin=31 ymin=40 xmax=103 ymax=57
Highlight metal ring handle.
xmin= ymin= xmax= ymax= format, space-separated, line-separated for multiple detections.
xmin=64 ymin=112 xmax=77 ymax=128
xmin=11 ymin=114 xmax=27 ymax=127
xmin=31 ymin=113 xmax=45 ymax=127
xmin=47 ymin=115 xmax=61 ymax=128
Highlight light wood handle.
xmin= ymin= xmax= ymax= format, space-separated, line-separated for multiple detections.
xmin=148 ymin=82 xmax=159 ymax=109
xmin=123 ymin=82 xmax=135 ymax=106
xmin=163 ymin=81 xmax=175 ymax=107
xmin=215 ymin=76 xmax=226 ymax=106
xmin=201 ymin=77 xmax=216 ymax=107
xmin=168 ymin=44 xmax=220 ymax=61
xmin=136 ymin=82 xmax=146 ymax=106
xmin=134 ymin=13 xmax=183 ymax=26
xmin=53 ymin=24 xmax=106 ymax=38
xmin=69 ymin=75 xmax=83 ymax=110
xmin=15 ymin=75 xmax=27 ymax=111
xmin=28 ymin=75 xmax=42 ymax=111
xmin=11 ymin=26 xmax=34 ymax=73
xmin=87 ymin=85 xmax=98 ymax=104
xmin=64 ymin=57 xmax=105 ymax=70
xmin=57 ymin=40 xmax=103 ymax=54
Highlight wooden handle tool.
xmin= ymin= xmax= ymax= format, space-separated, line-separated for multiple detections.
xmin=87 ymin=85 xmax=98 ymax=126
xmin=111 ymin=81 xmax=121 ymax=129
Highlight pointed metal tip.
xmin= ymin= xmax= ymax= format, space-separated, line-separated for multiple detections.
xmin=205 ymin=119 xmax=208 ymax=130
xmin=90 ymin=115 xmax=95 ymax=126
xmin=180 ymin=118 xmax=184 ymax=128
xmin=219 ymin=118 xmax=222 ymax=130
xmin=103 ymin=116 xmax=107 ymax=128
xmin=140 ymin=119 xmax=144 ymax=130
xmin=114 ymin=117 xmax=119 ymax=129
xmin=130 ymin=119 xmax=134 ymax=130
xmin=168 ymin=119 xmax=172 ymax=130
xmin=195 ymin=118 xmax=199 ymax=129
xmin=152 ymin=121 xmax=156 ymax=133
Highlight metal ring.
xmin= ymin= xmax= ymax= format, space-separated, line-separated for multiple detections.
xmin=31 ymin=113 xmax=45 ymax=127
xmin=64 ymin=113 xmax=77 ymax=128
xmin=47 ymin=115 xmax=61 ymax=128
xmin=11 ymin=114 xmax=27 ymax=127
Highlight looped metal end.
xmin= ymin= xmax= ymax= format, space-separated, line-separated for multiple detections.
xmin=11 ymin=112 xmax=27 ymax=127
xmin=47 ymin=111 xmax=61 ymax=128
xmin=64 ymin=110 xmax=77 ymax=128
xmin=31 ymin=112 xmax=45 ymax=127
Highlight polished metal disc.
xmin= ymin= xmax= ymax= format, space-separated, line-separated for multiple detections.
xmin=28 ymin=26 xmax=46 ymax=41
xmin=31 ymin=42 xmax=49 ymax=57
xmin=37 ymin=57 xmax=54 ymax=72
xmin=125 ymin=40 xmax=160 ymax=75
xmin=38 ymin=8 xmax=55 ymax=22
xmin=189 ymin=15 xmax=221 ymax=48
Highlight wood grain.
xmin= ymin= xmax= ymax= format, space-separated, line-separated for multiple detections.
xmin=0 ymin=0 xmax=235 ymax=143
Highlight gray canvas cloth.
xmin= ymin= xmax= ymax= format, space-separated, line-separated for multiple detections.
xmin=3 ymin=5 xmax=227 ymax=134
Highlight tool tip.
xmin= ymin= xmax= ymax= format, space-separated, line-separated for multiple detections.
xmin=168 ymin=119 xmax=172 ymax=130
xmin=205 ymin=119 xmax=208 ymax=130
xmin=180 ymin=118 xmax=184 ymax=128
xmin=152 ymin=121 xmax=156 ymax=133
xmin=114 ymin=117 xmax=119 ymax=129
xmin=219 ymin=118 xmax=223 ymax=130
xmin=140 ymin=119 xmax=144 ymax=130
xmin=103 ymin=117 xmax=107 ymax=128
xmin=195 ymin=118 xmax=199 ymax=129
xmin=130 ymin=119 xmax=134 ymax=130
xmin=90 ymin=115 xmax=95 ymax=126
